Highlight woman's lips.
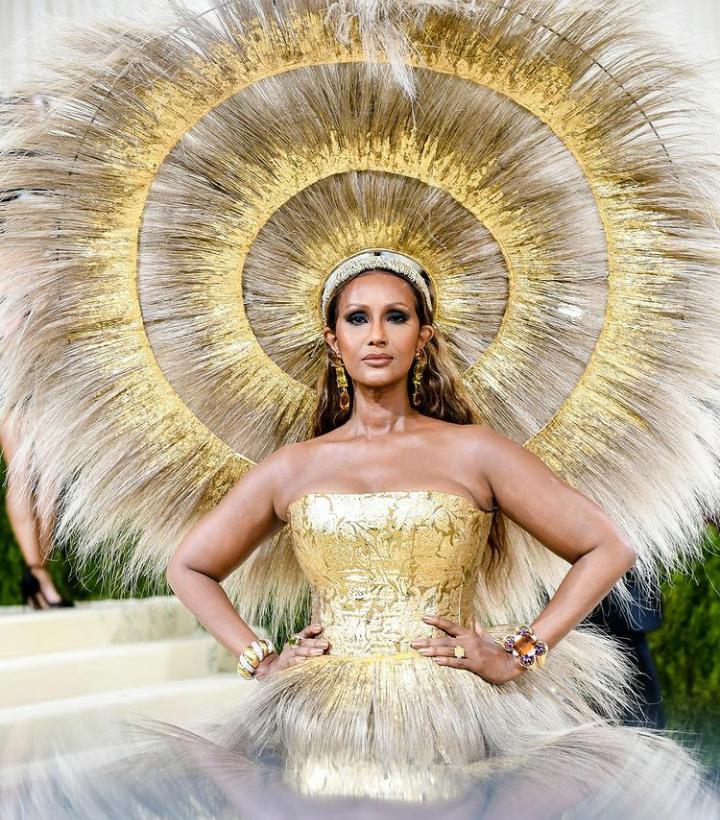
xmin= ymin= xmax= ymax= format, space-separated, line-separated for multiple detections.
xmin=363 ymin=356 xmax=392 ymax=365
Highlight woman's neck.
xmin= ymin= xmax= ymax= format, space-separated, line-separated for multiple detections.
xmin=343 ymin=385 xmax=419 ymax=438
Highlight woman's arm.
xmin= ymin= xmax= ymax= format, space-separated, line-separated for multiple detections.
xmin=477 ymin=425 xmax=637 ymax=648
xmin=414 ymin=425 xmax=636 ymax=683
xmin=166 ymin=445 xmax=326 ymax=677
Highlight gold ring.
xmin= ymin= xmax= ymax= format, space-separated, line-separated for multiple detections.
xmin=287 ymin=634 xmax=302 ymax=647
xmin=454 ymin=644 xmax=466 ymax=659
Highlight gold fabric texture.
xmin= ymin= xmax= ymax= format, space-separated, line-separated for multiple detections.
xmin=288 ymin=490 xmax=493 ymax=656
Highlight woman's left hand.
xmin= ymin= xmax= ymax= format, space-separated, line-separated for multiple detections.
xmin=410 ymin=615 xmax=525 ymax=685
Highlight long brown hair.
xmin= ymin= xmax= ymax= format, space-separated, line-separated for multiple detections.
xmin=309 ymin=266 xmax=506 ymax=581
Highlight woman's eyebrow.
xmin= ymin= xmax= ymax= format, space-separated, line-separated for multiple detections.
xmin=343 ymin=302 xmax=411 ymax=309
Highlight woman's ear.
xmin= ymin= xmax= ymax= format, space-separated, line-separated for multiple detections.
xmin=420 ymin=324 xmax=434 ymax=346
xmin=323 ymin=327 xmax=338 ymax=355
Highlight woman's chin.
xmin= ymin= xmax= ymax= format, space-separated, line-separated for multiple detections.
xmin=354 ymin=371 xmax=402 ymax=389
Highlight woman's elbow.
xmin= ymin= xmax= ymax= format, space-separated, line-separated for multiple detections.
xmin=616 ymin=540 xmax=637 ymax=573
xmin=599 ymin=514 xmax=637 ymax=573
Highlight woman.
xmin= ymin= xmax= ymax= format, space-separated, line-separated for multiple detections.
xmin=157 ymin=251 xmax=716 ymax=817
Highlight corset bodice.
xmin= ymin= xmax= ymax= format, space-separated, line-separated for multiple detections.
xmin=287 ymin=490 xmax=494 ymax=656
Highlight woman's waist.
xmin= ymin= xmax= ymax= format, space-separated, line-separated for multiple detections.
xmin=310 ymin=587 xmax=473 ymax=656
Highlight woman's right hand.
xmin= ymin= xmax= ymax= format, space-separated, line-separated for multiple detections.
xmin=255 ymin=623 xmax=329 ymax=680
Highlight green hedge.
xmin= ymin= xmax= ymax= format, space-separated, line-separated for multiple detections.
xmin=648 ymin=523 xmax=720 ymax=767
xmin=1 ymin=455 xmax=718 ymax=765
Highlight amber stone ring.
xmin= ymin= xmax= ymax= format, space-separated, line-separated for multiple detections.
xmin=500 ymin=625 xmax=549 ymax=670
xmin=454 ymin=644 xmax=466 ymax=659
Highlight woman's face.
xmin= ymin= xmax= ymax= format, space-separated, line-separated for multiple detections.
xmin=324 ymin=269 xmax=434 ymax=389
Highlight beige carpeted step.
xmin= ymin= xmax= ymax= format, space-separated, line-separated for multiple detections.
xmin=0 ymin=596 xmax=198 ymax=659
xmin=0 ymin=634 xmax=237 ymax=708
xmin=0 ymin=597 xmax=265 ymax=771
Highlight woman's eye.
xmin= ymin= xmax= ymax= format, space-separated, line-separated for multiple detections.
xmin=346 ymin=313 xmax=366 ymax=324
xmin=346 ymin=311 xmax=408 ymax=324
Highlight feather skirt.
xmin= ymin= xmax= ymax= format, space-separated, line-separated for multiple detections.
xmin=4 ymin=629 xmax=718 ymax=819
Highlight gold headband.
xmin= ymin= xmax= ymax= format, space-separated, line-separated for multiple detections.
xmin=320 ymin=249 xmax=433 ymax=325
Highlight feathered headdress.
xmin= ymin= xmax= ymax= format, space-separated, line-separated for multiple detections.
xmin=2 ymin=0 xmax=720 ymax=636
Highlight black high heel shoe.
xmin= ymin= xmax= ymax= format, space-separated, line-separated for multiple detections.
xmin=20 ymin=565 xmax=75 ymax=609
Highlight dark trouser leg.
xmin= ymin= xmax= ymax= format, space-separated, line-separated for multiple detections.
xmin=616 ymin=632 xmax=666 ymax=730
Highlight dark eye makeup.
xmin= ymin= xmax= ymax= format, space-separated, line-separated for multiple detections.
xmin=345 ymin=309 xmax=409 ymax=324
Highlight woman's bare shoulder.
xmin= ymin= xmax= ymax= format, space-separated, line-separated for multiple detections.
xmin=443 ymin=422 xmax=528 ymax=477
xmin=264 ymin=437 xmax=326 ymax=479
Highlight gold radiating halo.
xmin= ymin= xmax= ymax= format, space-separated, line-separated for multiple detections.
xmin=115 ymin=7 xmax=668 ymax=482
xmin=139 ymin=60 xmax=604 ymax=459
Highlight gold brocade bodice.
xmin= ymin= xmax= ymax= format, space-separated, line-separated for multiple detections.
xmin=287 ymin=490 xmax=494 ymax=656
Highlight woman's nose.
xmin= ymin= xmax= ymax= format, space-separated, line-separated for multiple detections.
xmin=369 ymin=319 xmax=387 ymax=343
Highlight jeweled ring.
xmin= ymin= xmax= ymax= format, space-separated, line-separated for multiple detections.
xmin=454 ymin=644 xmax=466 ymax=659
xmin=500 ymin=624 xmax=549 ymax=670
xmin=287 ymin=635 xmax=302 ymax=647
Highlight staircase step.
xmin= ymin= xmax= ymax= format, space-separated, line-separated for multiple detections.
xmin=0 ymin=596 xmax=198 ymax=659
xmin=0 ymin=673 xmax=250 ymax=768
xmin=0 ymin=635 xmax=235 ymax=708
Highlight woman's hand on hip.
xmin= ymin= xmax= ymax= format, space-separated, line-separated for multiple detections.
xmin=255 ymin=623 xmax=330 ymax=680
xmin=410 ymin=615 xmax=525 ymax=685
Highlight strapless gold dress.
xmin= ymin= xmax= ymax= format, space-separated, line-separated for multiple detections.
xmin=208 ymin=490 xmax=717 ymax=816
xmin=6 ymin=491 xmax=718 ymax=819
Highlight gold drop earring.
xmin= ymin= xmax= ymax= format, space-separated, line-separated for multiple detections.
xmin=411 ymin=348 xmax=427 ymax=407
xmin=331 ymin=350 xmax=351 ymax=412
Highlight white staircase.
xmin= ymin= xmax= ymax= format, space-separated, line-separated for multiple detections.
xmin=0 ymin=597 xmax=254 ymax=769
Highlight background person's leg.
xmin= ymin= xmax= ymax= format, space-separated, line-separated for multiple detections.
xmin=1 ymin=414 xmax=66 ymax=606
